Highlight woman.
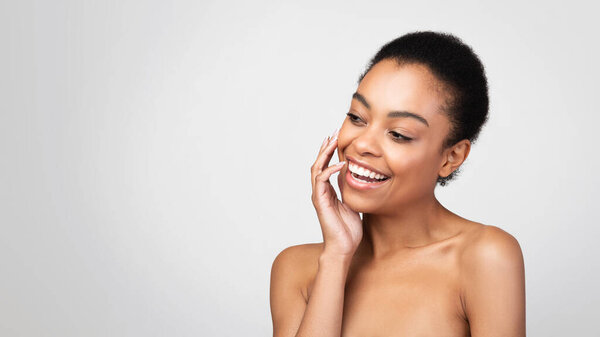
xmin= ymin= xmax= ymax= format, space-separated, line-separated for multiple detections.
xmin=270 ymin=31 xmax=526 ymax=337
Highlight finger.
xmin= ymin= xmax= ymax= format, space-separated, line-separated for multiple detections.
xmin=312 ymin=138 xmax=327 ymax=190
xmin=315 ymin=133 xmax=335 ymax=161
xmin=318 ymin=136 xmax=329 ymax=155
xmin=313 ymin=129 xmax=339 ymax=174
xmin=314 ymin=161 xmax=344 ymax=202
xmin=311 ymin=129 xmax=338 ymax=188
xmin=312 ymin=137 xmax=338 ymax=190
xmin=314 ymin=161 xmax=346 ymax=197
xmin=314 ymin=136 xmax=338 ymax=183
xmin=316 ymin=160 xmax=345 ymax=183
xmin=315 ymin=131 xmax=334 ymax=160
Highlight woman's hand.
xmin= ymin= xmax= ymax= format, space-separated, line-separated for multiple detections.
xmin=311 ymin=129 xmax=363 ymax=259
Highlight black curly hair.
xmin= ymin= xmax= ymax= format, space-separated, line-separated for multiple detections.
xmin=357 ymin=31 xmax=489 ymax=186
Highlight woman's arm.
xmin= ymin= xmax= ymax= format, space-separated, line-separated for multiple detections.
xmin=270 ymin=245 xmax=309 ymax=337
xmin=294 ymin=252 xmax=351 ymax=337
xmin=271 ymin=129 xmax=362 ymax=337
xmin=461 ymin=225 xmax=526 ymax=337
xmin=270 ymin=246 xmax=352 ymax=337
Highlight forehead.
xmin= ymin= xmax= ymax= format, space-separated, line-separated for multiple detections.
xmin=355 ymin=59 xmax=451 ymax=123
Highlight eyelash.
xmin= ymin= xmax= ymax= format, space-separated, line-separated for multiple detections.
xmin=346 ymin=112 xmax=413 ymax=142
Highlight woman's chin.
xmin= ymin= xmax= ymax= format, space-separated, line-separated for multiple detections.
xmin=337 ymin=168 xmax=395 ymax=214
xmin=340 ymin=190 xmax=381 ymax=214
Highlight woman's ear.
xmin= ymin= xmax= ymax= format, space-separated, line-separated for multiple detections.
xmin=439 ymin=139 xmax=471 ymax=178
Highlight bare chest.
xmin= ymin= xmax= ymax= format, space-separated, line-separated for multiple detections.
xmin=308 ymin=251 xmax=469 ymax=337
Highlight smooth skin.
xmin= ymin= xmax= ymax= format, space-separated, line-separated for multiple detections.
xmin=270 ymin=59 xmax=526 ymax=337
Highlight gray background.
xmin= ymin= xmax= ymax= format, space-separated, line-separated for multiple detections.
xmin=1 ymin=0 xmax=599 ymax=336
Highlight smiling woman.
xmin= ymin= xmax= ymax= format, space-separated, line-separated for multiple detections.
xmin=270 ymin=31 xmax=525 ymax=337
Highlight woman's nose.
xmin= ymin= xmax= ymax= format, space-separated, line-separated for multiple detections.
xmin=353 ymin=128 xmax=383 ymax=158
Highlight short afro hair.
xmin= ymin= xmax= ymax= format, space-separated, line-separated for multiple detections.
xmin=357 ymin=31 xmax=489 ymax=187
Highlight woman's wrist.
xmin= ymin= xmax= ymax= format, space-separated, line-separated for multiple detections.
xmin=319 ymin=251 xmax=353 ymax=268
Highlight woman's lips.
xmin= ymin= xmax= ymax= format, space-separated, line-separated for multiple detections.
xmin=344 ymin=166 xmax=390 ymax=190
xmin=345 ymin=156 xmax=390 ymax=179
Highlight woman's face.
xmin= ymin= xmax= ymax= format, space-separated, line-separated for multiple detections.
xmin=336 ymin=59 xmax=455 ymax=215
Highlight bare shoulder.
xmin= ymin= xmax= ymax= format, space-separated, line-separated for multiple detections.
xmin=270 ymin=243 xmax=324 ymax=336
xmin=457 ymin=223 xmax=527 ymax=335
xmin=272 ymin=242 xmax=323 ymax=270
xmin=271 ymin=242 xmax=323 ymax=300
xmin=459 ymin=223 xmax=524 ymax=266
xmin=275 ymin=242 xmax=323 ymax=259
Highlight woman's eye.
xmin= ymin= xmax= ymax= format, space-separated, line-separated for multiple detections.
xmin=389 ymin=131 xmax=413 ymax=142
xmin=346 ymin=112 xmax=363 ymax=124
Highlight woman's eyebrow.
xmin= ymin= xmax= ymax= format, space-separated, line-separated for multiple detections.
xmin=352 ymin=92 xmax=430 ymax=127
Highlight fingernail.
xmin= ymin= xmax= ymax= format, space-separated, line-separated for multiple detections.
xmin=322 ymin=137 xmax=328 ymax=146
xmin=337 ymin=161 xmax=346 ymax=166
xmin=333 ymin=128 xmax=340 ymax=141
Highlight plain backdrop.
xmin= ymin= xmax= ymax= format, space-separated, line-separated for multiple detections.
xmin=1 ymin=0 xmax=599 ymax=336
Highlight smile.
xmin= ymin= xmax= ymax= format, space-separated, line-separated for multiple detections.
xmin=348 ymin=162 xmax=390 ymax=182
xmin=344 ymin=159 xmax=391 ymax=190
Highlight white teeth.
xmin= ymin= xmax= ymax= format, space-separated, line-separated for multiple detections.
xmin=348 ymin=162 xmax=388 ymax=181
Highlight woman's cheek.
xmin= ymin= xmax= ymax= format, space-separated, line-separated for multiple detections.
xmin=337 ymin=141 xmax=348 ymax=162
xmin=336 ymin=131 xmax=350 ymax=159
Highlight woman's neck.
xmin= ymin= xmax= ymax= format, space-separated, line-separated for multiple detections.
xmin=357 ymin=196 xmax=457 ymax=260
